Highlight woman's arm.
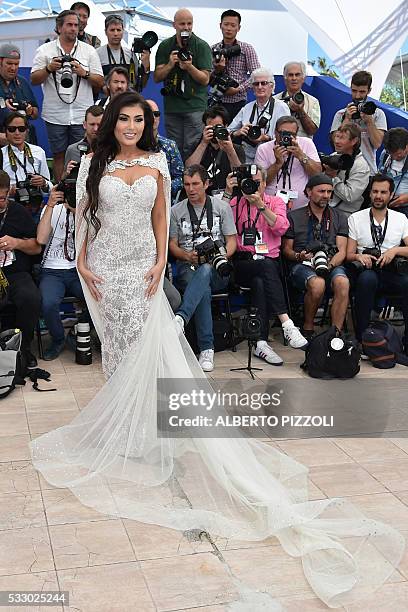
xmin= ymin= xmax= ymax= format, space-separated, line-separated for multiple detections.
xmin=77 ymin=230 xmax=103 ymax=301
xmin=145 ymin=173 xmax=168 ymax=298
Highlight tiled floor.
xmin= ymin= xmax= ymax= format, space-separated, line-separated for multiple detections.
xmin=1 ymin=331 xmax=408 ymax=611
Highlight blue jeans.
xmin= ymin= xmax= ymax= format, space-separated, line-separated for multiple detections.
xmin=175 ymin=263 xmax=229 ymax=351
xmin=290 ymin=263 xmax=348 ymax=291
xmin=40 ymin=268 xmax=84 ymax=343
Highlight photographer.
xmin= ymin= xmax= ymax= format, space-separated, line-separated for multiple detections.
xmin=223 ymin=166 xmax=307 ymax=365
xmin=185 ymin=105 xmax=245 ymax=195
xmin=70 ymin=2 xmax=101 ymax=48
xmin=97 ymin=67 xmax=130 ymax=109
xmin=0 ymin=44 xmax=39 ymax=147
xmin=1 ymin=112 xmax=52 ymax=220
xmin=154 ymin=9 xmax=212 ymax=160
xmin=324 ymin=124 xmax=370 ymax=217
xmin=347 ymin=174 xmax=408 ymax=349
xmin=210 ymin=9 xmax=260 ymax=121
xmin=330 ymin=70 xmax=387 ymax=175
xmin=37 ymin=185 xmax=85 ymax=360
xmin=282 ymin=174 xmax=350 ymax=340
xmin=31 ymin=10 xmax=104 ymax=181
xmin=0 ymin=170 xmax=41 ymax=368
xmin=169 ymin=165 xmax=237 ymax=372
xmin=378 ymin=128 xmax=408 ymax=216
xmin=228 ymin=68 xmax=288 ymax=163
xmin=255 ymin=115 xmax=321 ymax=209
xmin=64 ymin=105 xmax=103 ymax=174
xmin=274 ymin=61 xmax=320 ymax=138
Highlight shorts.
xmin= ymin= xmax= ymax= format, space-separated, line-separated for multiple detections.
xmin=290 ymin=263 xmax=348 ymax=292
xmin=45 ymin=122 xmax=85 ymax=156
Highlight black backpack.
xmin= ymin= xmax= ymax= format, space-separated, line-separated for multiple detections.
xmin=362 ymin=321 xmax=408 ymax=369
xmin=301 ymin=326 xmax=361 ymax=379
xmin=0 ymin=329 xmax=24 ymax=397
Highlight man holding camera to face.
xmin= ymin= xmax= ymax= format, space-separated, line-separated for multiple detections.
xmin=330 ymin=71 xmax=387 ymax=175
xmin=282 ymin=174 xmax=350 ymax=341
xmin=255 ymin=115 xmax=321 ymax=210
xmin=347 ymin=174 xmax=408 ymax=351
xmin=31 ymin=10 xmax=104 ymax=181
xmin=185 ymin=105 xmax=245 ymax=195
xmin=154 ymin=8 xmax=212 ymax=161
xmin=210 ymin=9 xmax=260 ymax=121
xmin=378 ymin=128 xmax=408 ymax=217
xmin=64 ymin=105 xmax=103 ymax=176
xmin=274 ymin=61 xmax=320 ymax=139
xmin=228 ymin=68 xmax=288 ymax=164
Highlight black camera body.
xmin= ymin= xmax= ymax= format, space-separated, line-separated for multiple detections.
xmin=55 ymin=142 xmax=89 ymax=209
xmin=15 ymin=174 xmax=43 ymax=207
xmin=211 ymin=124 xmax=229 ymax=142
xmin=279 ymin=130 xmax=293 ymax=148
xmin=195 ymin=236 xmax=232 ymax=277
xmin=177 ymin=30 xmax=191 ymax=61
xmin=9 ymin=100 xmax=29 ymax=114
xmin=212 ymin=44 xmax=241 ymax=63
xmin=319 ymin=152 xmax=354 ymax=171
xmin=306 ymin=240 xmax=338 ymax=278
xmin=283 ymin=91 xmax=304 ymax=106
xmin=393 ymin=256 xmax=408 ymax=275
xmin=238 ymin=307 xmax=262 ymax=341
xmin=132 ymin=31 xmax=158 ymax=54
xmin=351 ymin=100 xmax=377 ymax=121
xmin=232 ymin=164 xmax=259 ymax=195
xmin=208 ymin=74 xmax=239 ymax=107
xmin=58 ymin=54 xmax=74 ymax=88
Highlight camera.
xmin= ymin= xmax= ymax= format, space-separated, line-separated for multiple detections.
xmin=161 ymin=74 xmax=178 ymax=96
xmin=211 ymin=124 xmax=229 ymax=142
xmin=177 ymin=30 xmax=191 ymax=61
xmin=319 ymin=152 xmax=354 ymax=171
xmin=247 ymin=125 xmax=261 ymax=141
xmin=238 ymin=307 xmax=262 ymax=341
xmin=232 ymin=164 xmax=260 ymax=195
xmin=350 ymin=247 xmax=381 ymax=272
xmin=208 ymin=74 xmax=239 ymax=107
xmin=58 ymin=54 xmax=74 ymax=88
xmin=351 ymin=100 xmax=377 ymax=121
xmin=195 ymin=236 xmax=232 ymax=277
xmin=177 ymin=48 xmax=192 ymax=62
xmin=393 ymin=256 xmax=408 ymax=275
xmin=15 ymin=174 xmax=43 ymax=208
xmin=132 ymin=31 xmax=158 ymax=54
xmin=306 ymin=241 xmax=338 ymax=278
xmin=279 ymin=130 xmax=293 ymax=147
xmin=283 ymin=91 xmax=304 ymax=105
xmin=8 ymin=100 xmax=29 ymax=114
xmin=212 ymin=44 xmax=241 ymax=63
xmin=55 ymin=142 xmax=89 ymax=209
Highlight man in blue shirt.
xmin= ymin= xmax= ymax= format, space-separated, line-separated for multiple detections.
xmin=378 ymin=127 xmax=408 ymax=217
xmin=0 ymin=44 xmax=39 ymax=146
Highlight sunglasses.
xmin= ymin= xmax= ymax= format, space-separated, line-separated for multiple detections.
xmin=6 ymin=125 xmax=27 ymax=132
xmin=253 ymin=81 xmax=271 ymax=87
xmin=152 ymin=110 xmax=161 ymax=117
xmin=105 ymin=14 xmax=123 ymax=26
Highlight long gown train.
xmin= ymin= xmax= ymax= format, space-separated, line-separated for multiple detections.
xmin=30 ymin=153 xmax=404 ymax=610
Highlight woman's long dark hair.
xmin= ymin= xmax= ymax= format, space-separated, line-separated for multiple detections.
xmin=84 ymin=91 xmax=158 ymax=238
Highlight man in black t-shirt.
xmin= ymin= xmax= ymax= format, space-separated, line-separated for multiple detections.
xmin=0 ymin=170 xmax=41 ymax=367
xmin=185 ymin=105 xmax=245 ymax=195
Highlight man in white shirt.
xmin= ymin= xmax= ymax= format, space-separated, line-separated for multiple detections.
xmin=31 ymin=9 xmax=104 ymax=181
xmin=347 ymin=174 xmax=408 ymax=348
xmin=37 ymin=185 xmax=85 ymax=360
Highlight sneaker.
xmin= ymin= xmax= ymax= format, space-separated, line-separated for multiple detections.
xmin=254 ymin=341 xmax=283 ymax=366
xmin=43 ymin=339 xmax=65 ymax=361
xmin=282 ymin=321 xmax=308 ymax=349
xmin=198 ymin=349 xmax=214 ymax=372
xmin=174 ymin=314 xmax=185 ymax=336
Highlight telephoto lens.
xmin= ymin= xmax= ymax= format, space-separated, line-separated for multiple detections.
xmin=292 ymin=91 xmax=304 ymax=105
xmin=247 ymin=125 xmax=261 ymax=140
xmin=75 ymin=321 xmax=92 ymax=365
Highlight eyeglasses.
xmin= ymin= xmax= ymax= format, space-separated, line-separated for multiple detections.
xmin=253 ymin=81 xmax=272 ymax=87
xmin=6 ymin=125 xmax=27 ymax=132
xmin=105 ymin=14 xmax=123 ymax=26
xmin=152 ymin=111 xmax=161 ymax=117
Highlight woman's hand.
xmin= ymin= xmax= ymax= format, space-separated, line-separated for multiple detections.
xmin=144 ymin=262 xmax=165 ymax=298
xmin=78 ymin=265 xmax=103 ymax=301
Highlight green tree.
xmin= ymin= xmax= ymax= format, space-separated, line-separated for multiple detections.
xmin=309 ymin=57 xmax=339 ymax=79
xmin=380 ymin=77 xmax=408 ymax=109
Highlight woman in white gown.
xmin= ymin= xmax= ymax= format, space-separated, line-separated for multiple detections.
xmin=30 ymin=92 xmax=404 ymax=610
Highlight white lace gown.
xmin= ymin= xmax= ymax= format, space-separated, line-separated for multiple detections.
xmin=30 ymin=152 xmax=404 ymax=610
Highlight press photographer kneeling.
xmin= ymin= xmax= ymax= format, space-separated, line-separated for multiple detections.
xmin=347 ymin=174 xmax=408 ymax=350
xmin=223 ymin=165 xmax=307 ymax=365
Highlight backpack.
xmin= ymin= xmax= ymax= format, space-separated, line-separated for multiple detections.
xmin=362 ymin=321 xmax=408 ymax=369
xmin=301 ymin=326 xmax=361 ymax=379
xmin=0 ymin=329 xmax=24 ymax=398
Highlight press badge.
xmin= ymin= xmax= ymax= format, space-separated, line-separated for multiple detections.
xmin=288 ymin=190 xmax=298 ymax=200
xmin=276 ymin=190 xmax=289 ymax=204
xmin=255 ymin=231 xmax=268 ymax=255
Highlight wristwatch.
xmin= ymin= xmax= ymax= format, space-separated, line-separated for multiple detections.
xmin=83 ymin=70 xmax=90 ymax=80
xmin=258 ymin=206 xmax=266 ymax=212
xmin=300 ymin=155 xmax=308 ymax=166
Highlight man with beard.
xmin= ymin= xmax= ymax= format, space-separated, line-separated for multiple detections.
xmin=282 ymin=173 xmax=349 ymax=340
xmin=347 ymin=174 xmax=408 ymax=349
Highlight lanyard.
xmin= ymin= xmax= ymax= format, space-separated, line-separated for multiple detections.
xmin=249 ymin=97 xmax=273 ymax=132
xmin=107 ymin=45 xmax=127 ymax=66
xmin=276 ymin=154 xmax=294 ymax=190
xmin=233 ymin=196 xmax=261 ymax=237
xmin=187 ymin=196 xmax=213 ymax=240
xmin=370 ymin=210 xmax=388 ymax=250
xmin=0 ymin=206 xmax=10 ymax=272
xmin=306 ymin=206 xmax=331 ymax=244
xmin=7 ymin=144 xmax=35 ymax=178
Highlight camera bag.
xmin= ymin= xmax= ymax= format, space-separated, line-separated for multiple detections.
xmin=362 ymin=321 xmax=408 ymax=368
xmin=300 ymin=326 xmax=361 ymax=379
xmin=0 ymin=329 xmax=23 ymax=398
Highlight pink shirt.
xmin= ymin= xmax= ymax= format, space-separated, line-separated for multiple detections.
xmin=230 ymin=193 xmax=289 ymax=258
xmin=254 ymin=137 xmax=320 ymax=210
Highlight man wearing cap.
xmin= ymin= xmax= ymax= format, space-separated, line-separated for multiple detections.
xmin=0 ymin=44 xmax=39 ymax=147
xmin=282 ymin=173 xmax=350 ymax=340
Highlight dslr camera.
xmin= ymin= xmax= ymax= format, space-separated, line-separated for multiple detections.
xmin=278 ymin=130 xmax=294 ymax=147
xmin=283 ymin=91 xmax=304 ymax=105
xmin=55 ymin=142 xmax=89 ymax=209
xmin=15 ymin=174 xmax=43 ymax=208
xmin=212 ymin=44 xmax=241 ymax=63
xmin=8 ymin=100 xmax=29 ymax=114
xmin=232 ymin=164 xmax=260 ymax=196
xmin=211 ymin=124 xmax=229 ymax=142
xmin=57 ymin=54 xmax=74 ymax=89
xmin=208 ymin=74 xmax=239 ymax=107
xmin=244 ymin=113 xmax=272 ymax=143
xmin=306 ymin=240 xmax=338 ymax=278
xmin=177 ymin=30 xmax=192 ymax=61
xmin=195 ymin=235 xmax=232 ymax=277
xmin=132 ymin=31 xmax=158 ymax=54
xmin=351 ymin=100 xmax=377 ymax=121
xmin=319 ymin=152 xmax=354 ymax=171
xmin=238 ymin=307 xmax=262 ymax=341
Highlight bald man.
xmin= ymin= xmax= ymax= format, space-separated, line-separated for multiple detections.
xmin=154 ymin=8 xmax=212 ymax=160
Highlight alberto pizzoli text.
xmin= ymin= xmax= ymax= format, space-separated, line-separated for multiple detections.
xmin=168 ymin=415 xmax=334 ymax=428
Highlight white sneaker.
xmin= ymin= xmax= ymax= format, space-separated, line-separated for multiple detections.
xmin=254 ymin=341 xmax=283 ymax=366
xmin=199 ymin=349 xmax=214 ymax=372
xmin=174 ymin=314 xmax=185 ymax=335
xmin=282 ymin=322 xmax=308 ymax=349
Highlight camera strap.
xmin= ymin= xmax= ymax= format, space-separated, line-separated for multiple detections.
xmin=7 ymin=144 xmax=36 ymax=178
xmin=382 ymin=153 xmax=408 ymax=195
xmin=107 ymin=46 xmax=127 ymax=67
xmin=249 ymin=97 xmax=274 ymax=133
xmin=307 ymin=205 xmax=331 ymax=244
xmin=187 ymin=196 xmax=213 ymax=241
xmin=233 ymin=196 xmax=260 ymax=238
xmin=52 ymin=43 xmax=81 ymax=105
xmin=276 ymin=154 xmax=294 ymax=190
xmin=208 ymin=148 xmax=224 ymax=188
xmin=370 ymin=209 xmax=388 ymax=250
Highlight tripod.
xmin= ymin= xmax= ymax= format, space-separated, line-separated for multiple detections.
xmin=230 ymin=339 xmax=262 ymax=380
